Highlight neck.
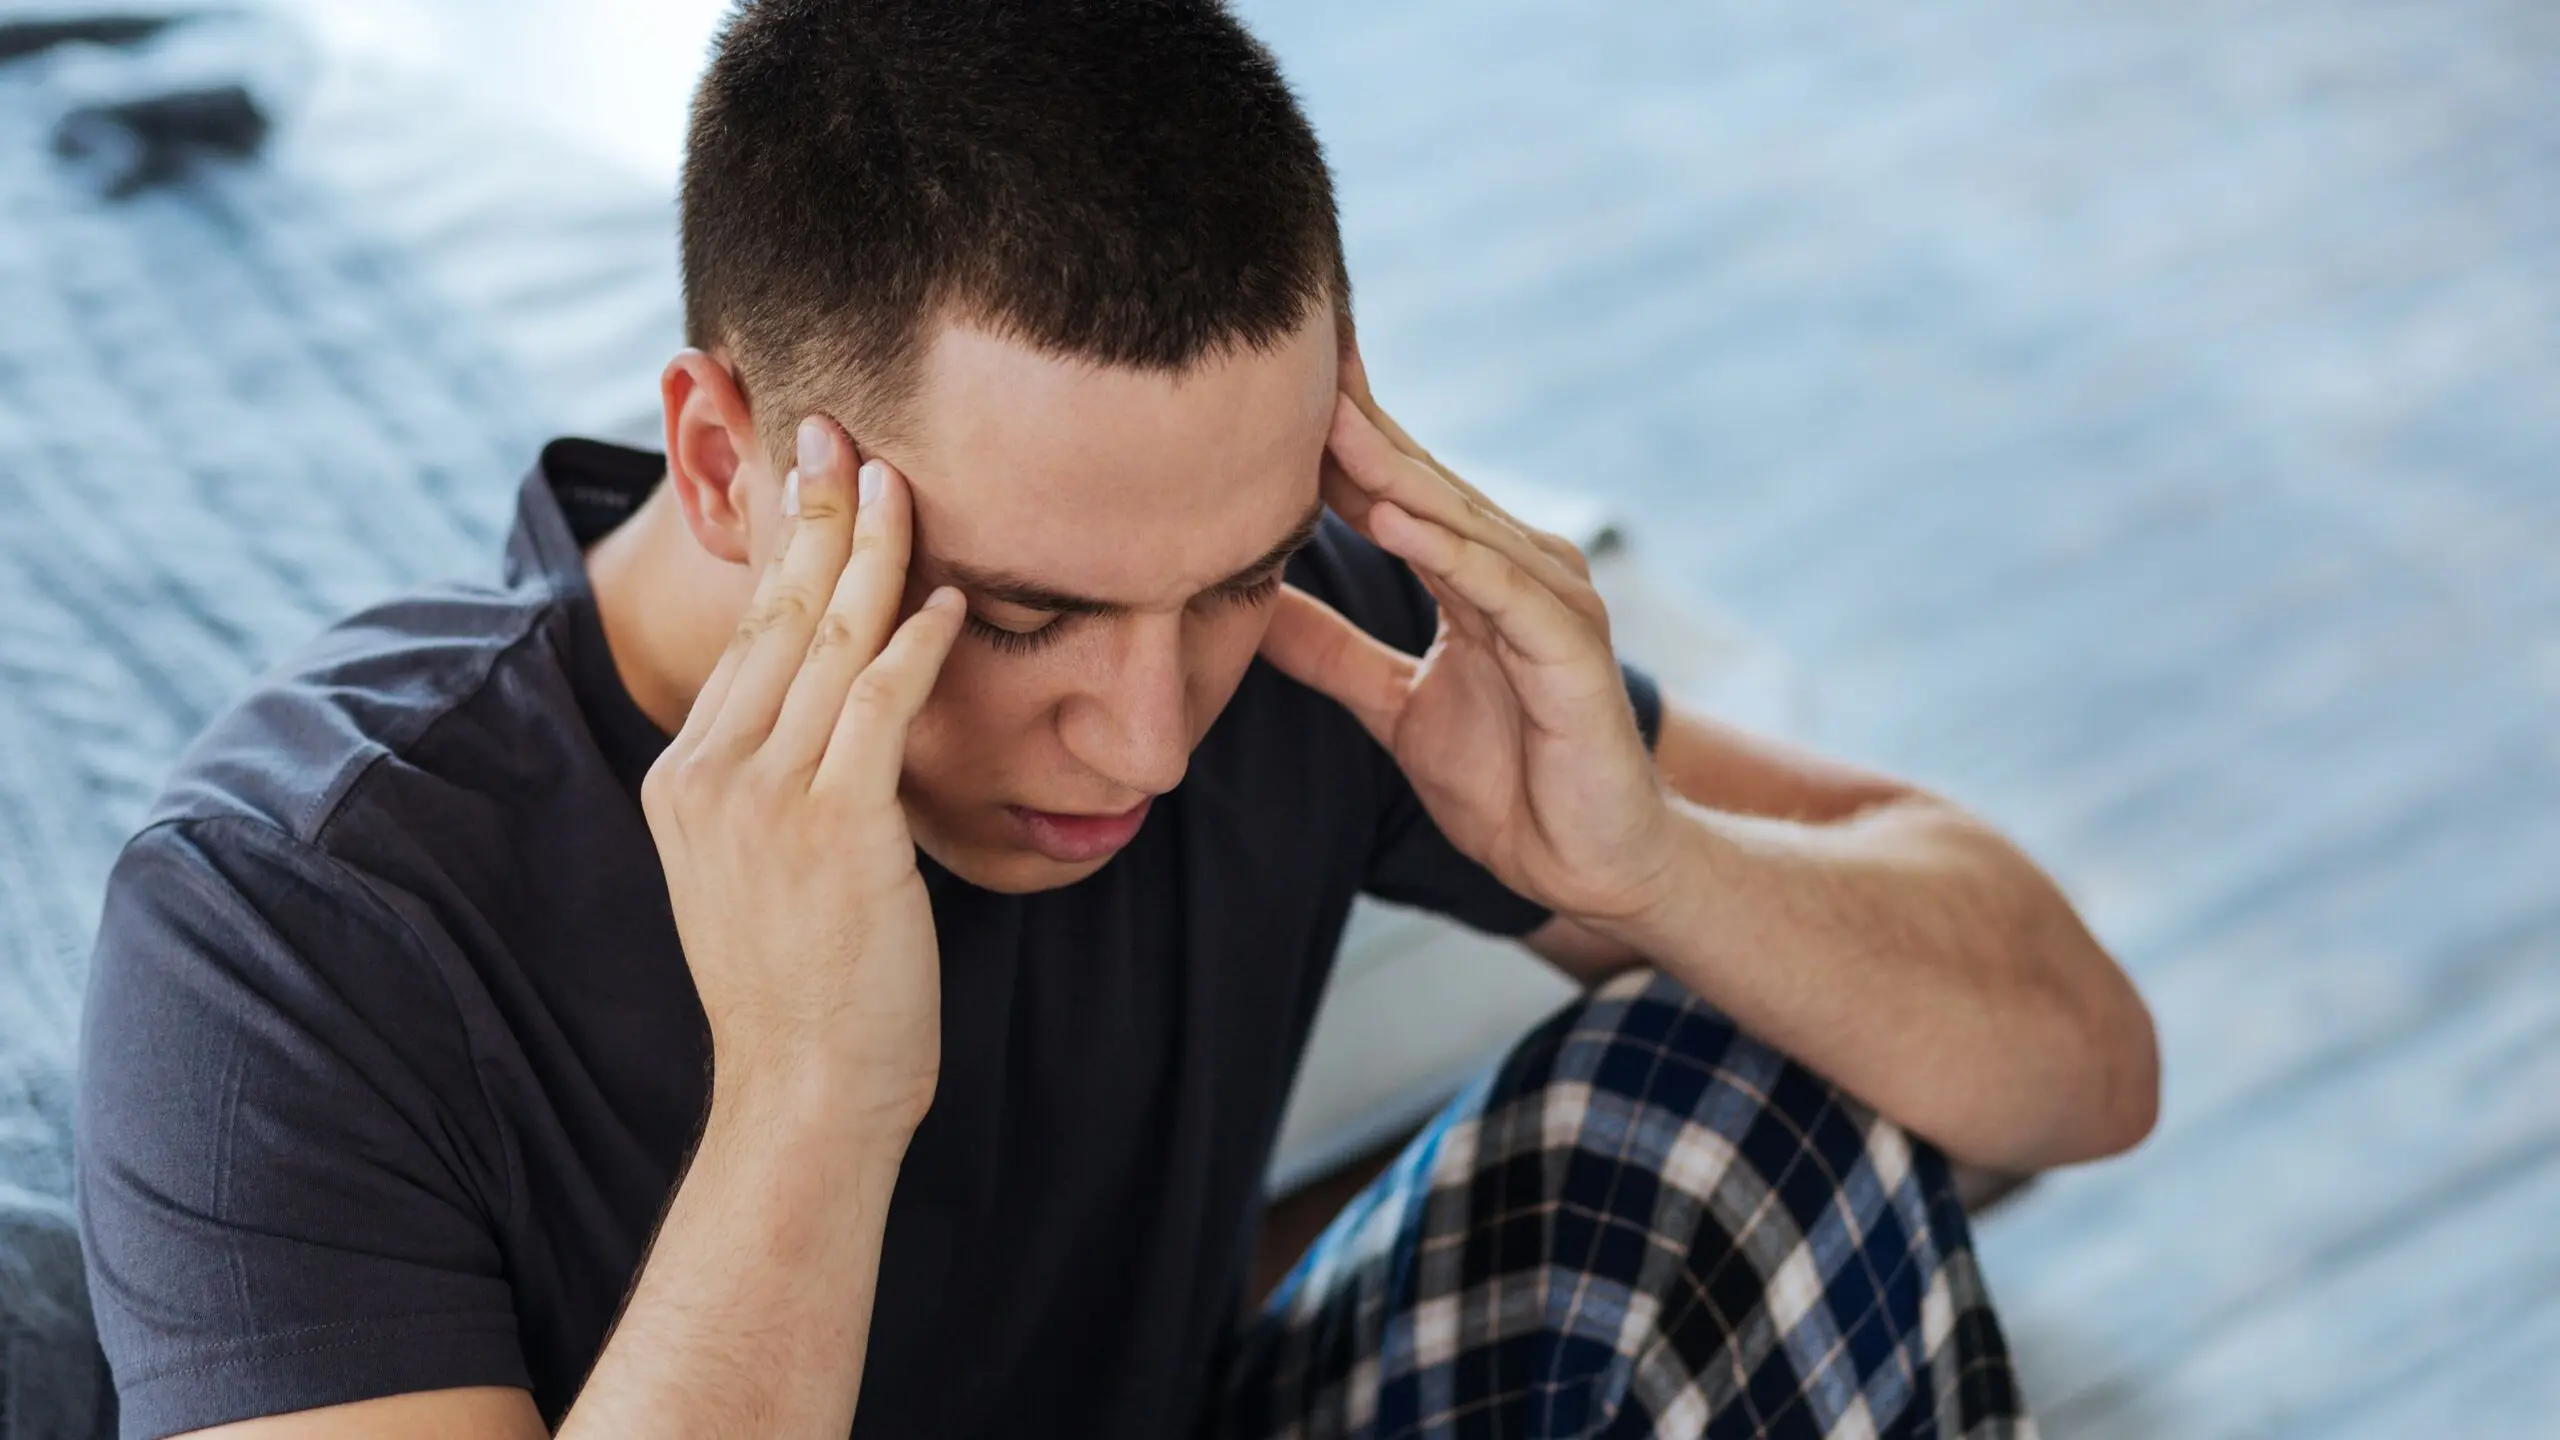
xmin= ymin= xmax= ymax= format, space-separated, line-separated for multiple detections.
xmin=585 ymin=478 xmax=753 ymax=736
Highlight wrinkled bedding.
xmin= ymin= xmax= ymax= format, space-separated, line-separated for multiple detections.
xmin=0 ymin=12 xmax=562 ymax=1432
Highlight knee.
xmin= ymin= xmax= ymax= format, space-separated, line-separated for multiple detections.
xmin=1298 ymin=973 xmax=2024 ymax=1438
xmin=1494 ymin=967 xmax=1961 ymax=1237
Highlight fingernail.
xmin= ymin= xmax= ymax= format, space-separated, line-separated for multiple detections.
xmin=797 ymin=417 xmax=828 ymax=476
xmin=782 ymin=468 xmax=801 ymax=518
xmin=859 ymin=459 xmax=886 ymax=506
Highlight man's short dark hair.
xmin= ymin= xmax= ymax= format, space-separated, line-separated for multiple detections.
xmin=682 ymin=0 xmax=1349 ymax=455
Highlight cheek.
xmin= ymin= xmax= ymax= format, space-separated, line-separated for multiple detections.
xmin=902 ymin=643 xmax=1066 ymax=786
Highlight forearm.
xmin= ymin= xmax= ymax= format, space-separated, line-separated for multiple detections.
xmin=559 ymin=1068 xmax=907 ymax=1440
xmin=1591 ymin=794 xmax=2157 ymax=1173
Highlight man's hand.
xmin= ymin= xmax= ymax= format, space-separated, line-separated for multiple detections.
xmin=1258 ymin=360 xmax=1676 ymax=925
xmin=641 ymin=415 xmax=965 ymax=1137
xmin=1264 ymin=362 xmax=2157 ymax=1173
xmin=558 ymin=417 xmax=964 ymax=1439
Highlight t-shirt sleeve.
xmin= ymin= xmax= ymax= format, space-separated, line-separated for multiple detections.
xmin=1298 ymin=518 xmax=1664 ymax=936
xmin=77 ymin=818 xmax=529 ymax=1438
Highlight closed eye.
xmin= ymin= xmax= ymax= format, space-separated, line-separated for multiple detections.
xmin=1203 ymin=569 xmax=1285 ymax=610
xmin=964 ymin=569 xmax=1285 ymax=658
xmin=965 ymin=611 xmax=1069 ymax=655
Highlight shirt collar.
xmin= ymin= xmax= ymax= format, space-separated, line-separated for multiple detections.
xmin=505 ymin=437 xmax=674 ymax=795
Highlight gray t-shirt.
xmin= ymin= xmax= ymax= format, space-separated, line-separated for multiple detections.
xmin=76 ymin=438 xmax=1661 ymax=1440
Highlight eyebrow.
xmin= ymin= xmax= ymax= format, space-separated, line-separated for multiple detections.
xmin=936 ymin=497 xmax=1326 ymax=616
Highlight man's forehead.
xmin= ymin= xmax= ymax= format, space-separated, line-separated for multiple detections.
xmin=915 ymin=487 xmax=1323 ymax=614
xmin=907 ymin=311 xmax=1338 ymax=454
xmin=897 ymin=311 xmax=1338 ymax=606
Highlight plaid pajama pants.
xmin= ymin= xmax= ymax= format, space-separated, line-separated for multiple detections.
xmin=1208 ymin=970 xmax=2034 ymax=1440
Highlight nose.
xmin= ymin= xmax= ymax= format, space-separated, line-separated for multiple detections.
xmin=1057 ymin=612 xmax=1194 ymax=798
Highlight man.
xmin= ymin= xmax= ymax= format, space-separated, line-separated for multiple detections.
xmin=76 ymin=1 xmax=2156 ymax=1436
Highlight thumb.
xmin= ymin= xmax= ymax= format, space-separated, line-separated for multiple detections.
xmin=1259 ymin=584 xmax=1415 ymax=748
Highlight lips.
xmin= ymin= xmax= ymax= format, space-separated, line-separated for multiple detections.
xmin=1009 ymin=795 xmax=1155 ymax=865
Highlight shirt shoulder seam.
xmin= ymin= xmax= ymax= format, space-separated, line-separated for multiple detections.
xmin=292 ymin=587 xmax=564 ymax=848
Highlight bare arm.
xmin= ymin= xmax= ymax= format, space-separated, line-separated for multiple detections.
xmin=178 ymin=420 xmax=963 ymax=1440
xmin=1525 ymin=704 xmax=2160 ymax=1173
xmin=178 ymin=1389 xmax=548 ymax=1440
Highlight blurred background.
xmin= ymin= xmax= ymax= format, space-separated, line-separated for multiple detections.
xmin=4 ymin=2 xmax=2557 ymax=1435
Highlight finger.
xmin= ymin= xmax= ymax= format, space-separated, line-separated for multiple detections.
xmin=700 ymin=416 xmax=862 ymax=757
xmin=1319 ymin=457 xmax=1493 ymax=648
xmin=1369 ymin=501 xmax=1603 ymax=672
xmin=1257 ymin=584 xmax=1416 ymax=747
xmin=1338 ymin=375 xmax=1478 ymax=510
xmin=1528 ymin=526 xmax=1594 ymax=582
xmin=1350 ymin=389 xmax=1445 ymax=474
xmin=670 ymin=471 xmax=805 ymax=757
xmin=766 ymin=455 xmax=918 ymax=767
xmin=1323 ymin=378 xmax=1597 ymax=637
xmin=1413 ymin=558 xmax=1495 ymax=648
xmin=1326 ymin=397 xmax=1596 ymax=616
xmin=816 ymin=587 xmax=968 ymax=805
xmin=1334 ymin=385 xmax=1609 ymax=618
xmin=1318 ymin=451 xmax=1375 ymax=534
xmin=1330 ymin=399 xmax=1576 ymax=598
xmin=669 ymin=579 xmax=759 ymax=759
xmin=1340 ymin=349 xmax=1538 ymax=531
xmin=1319 ymin=457 xmax=1485 ymax=647
xmin=1336 ymin=349 xmax=1439 ymax=469
xmin=1339 ymin=341 xmax=1375 ymax=409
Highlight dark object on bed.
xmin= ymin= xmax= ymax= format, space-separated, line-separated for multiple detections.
xmin=54 ymin=81 xmax=268 ymax=195
xmin=5 ymin=7 xmax=294 ymax=195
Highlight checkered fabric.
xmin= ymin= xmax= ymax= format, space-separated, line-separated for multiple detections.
xmin=1208 ymin=970 xmax=2032 ymax=1440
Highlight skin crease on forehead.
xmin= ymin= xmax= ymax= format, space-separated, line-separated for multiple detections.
xmin=868 ymin=308 xmax=1340 ymax=893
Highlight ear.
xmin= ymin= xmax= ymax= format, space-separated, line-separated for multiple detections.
xmin=659 ymin=348 xmax=771 ymax=566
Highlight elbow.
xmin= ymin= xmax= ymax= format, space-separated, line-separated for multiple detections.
xmin=1964 ymin=872 xmax=2160 ymax=1173
xmin=2031 ymin=903 xmax=2160 ymax=1166
xmin=1944 ymin=967 xmax=2157 ymax=1176
xmin=1963 ymin=813 xmax=2163 ymax=1167
xmin=1944 ymin=994 xmax=2156 ymax=1175
xmin=2068 ymin=987 xmax=2159 ymax=1162
xmin=2091 ymin=978 xmax=2161 ymax=1157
